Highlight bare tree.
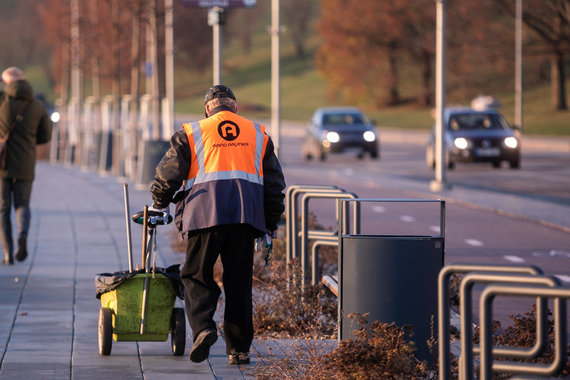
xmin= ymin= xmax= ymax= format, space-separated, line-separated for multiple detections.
xmin=37 ymin=0 xmax=71 ymax=101
xmin=398 ymin=2 xmax=436 ymax=107
xmin=225 ymin=3 xmax=266 ymax=56
xmin=317 ymin=0 xmax=422 ymax=106
xmin=496 ymin=0 xmax=570 ymax=110
xmin=87 ymin=0 xmax=102 ymax=103
xmin=0 ymin=1 xmax=51 ymax=74
xmin=282 ymin=0 xmax=315 ymax=59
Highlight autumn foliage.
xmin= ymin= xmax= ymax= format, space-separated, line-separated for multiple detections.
xmin=3 ymin=0 xmax=567 ymax=112
xmin=317 ymin=0 xmax=570 ymax=110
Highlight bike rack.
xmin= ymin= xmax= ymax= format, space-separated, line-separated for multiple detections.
xmin=286 ymin=185 xmax=342 ymax=262
xmin=459 ymin=273 xmax=559 ymax=380
xmin=437 ymin=264 xmax=568 ymax=380
xmin=285 ymin=185 xmax=359 ymax=286
xmin=479 ymin=284 xmax=569 ymax=379
xmin=299 ymin=191 xmax=359 ymax=287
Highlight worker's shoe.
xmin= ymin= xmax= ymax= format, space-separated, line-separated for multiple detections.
xmin=228 ymin=351 xmax=250 ymax=365
xmin=189 ymin=328 xmax=217 ymax=363
xmin=16 ymin=238 xmax=27 ymax=262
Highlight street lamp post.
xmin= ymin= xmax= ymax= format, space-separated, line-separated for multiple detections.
xmin=431 ymin=0 xmax=450 ymax=192
xmin=164 ymin=0 xmax=175 ymax=138
xmin=208 ymin=7 xmax=224 ymax=85
xmin=271 ymin=0 xmax=281 ymax=157
xmin=70 ymin=0 xmax=81 ymax=166
xmin=515 ymin=0 xmax=523 ymax=131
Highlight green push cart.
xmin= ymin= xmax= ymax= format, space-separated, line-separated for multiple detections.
xmin=95 ymin=184 xmax=185 ymax=356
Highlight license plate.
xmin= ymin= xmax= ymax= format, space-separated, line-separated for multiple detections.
xmin=476 ymin=148 xmax=500 ymax=157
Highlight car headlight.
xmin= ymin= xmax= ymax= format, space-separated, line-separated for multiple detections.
xmin=50 ymin=111 xmax=61 ymax=123
xmin=504 ymin=136 xmax=518 ymax=149
xmin=454 ymin=137 xmax=469 ymax=150
xmin=326 ymin=131 xmax=340 ymax=143
xmin=363 ymin=131 xmax=376 ymax=142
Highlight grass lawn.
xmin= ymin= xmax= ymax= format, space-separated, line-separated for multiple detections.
xmin=26 ymin=13 xmax=568 ymax=137
xmin=173 ymin=24 xmax=569 ymax=136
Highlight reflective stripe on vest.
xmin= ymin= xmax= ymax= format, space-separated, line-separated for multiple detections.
xmin=184 ymin=118 xmax=265 ymax=190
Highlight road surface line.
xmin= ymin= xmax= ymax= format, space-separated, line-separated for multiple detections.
xmin=465 ymin=239 xmax=484 ymax=247
xmin=372 ymin=206 xmax=385 ymax=213
xmin=400 ymin=215 xmax=415 ymax=223
xmin=504 ymin=255 xmax=525 ymax=263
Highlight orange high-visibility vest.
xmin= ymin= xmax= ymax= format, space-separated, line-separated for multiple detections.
xmin=176 ymin=110 xmax=269 ymax=233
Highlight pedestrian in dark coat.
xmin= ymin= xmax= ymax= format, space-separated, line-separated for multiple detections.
xmin=0 ymin=67 xmax=51 ymax=265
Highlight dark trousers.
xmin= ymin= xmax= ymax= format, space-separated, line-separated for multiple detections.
xmin=0 ymin=179 xmax=33 ymax=261
xmin=181 ymin=224 xmax=256 ymax=354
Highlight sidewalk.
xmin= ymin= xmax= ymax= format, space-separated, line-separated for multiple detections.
xmin=0 ymin=163 xmax=261 ymax=379
xmin=0 ymin=150 xmax=568 ymax=379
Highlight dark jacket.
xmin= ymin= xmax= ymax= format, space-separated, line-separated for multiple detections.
xmin=0 ymin=79 xmax=51 ymax=180
xmin=151 ymin=108 xmax=286 ymax=234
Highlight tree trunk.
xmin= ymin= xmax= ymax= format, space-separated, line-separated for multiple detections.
xmin=111 ymin=0 xmax=122 ymax=176
xmin=129 ymin=2 xmax=142 ymax=181
xmin=550 ymin=52 xmax=568 ymax=110
xmin=421 ymin=50 xmax=433 ymax=107
xmin=294 ymin=38 xmax=305 ymax=59
xmin=387 ymin=44 xmax=400 ymax=105
xmin=147 ymin=0 xmax=160 ymax=140
xmin=89 ymin=0 xmax=102 ymax=136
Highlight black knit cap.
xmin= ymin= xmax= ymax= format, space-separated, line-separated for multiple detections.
xmin=204 ymin=85 xmax=236 ymax=105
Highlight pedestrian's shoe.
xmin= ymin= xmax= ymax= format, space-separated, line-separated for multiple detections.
xmin=228 ymin=351 xmax=250 ymax=365
xmin=16 ymin=238 xmax=27 ymax=262
xmin=189 ymin=328 xmax=217 ymax=363
xmin=1 ymin=257 xmax=13 ymax=265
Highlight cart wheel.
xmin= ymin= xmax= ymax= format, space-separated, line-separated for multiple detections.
xmin=98 ymin=307 xmax=113 ymax=355
xmin=171 ymin=308 xmax=186 ymax=356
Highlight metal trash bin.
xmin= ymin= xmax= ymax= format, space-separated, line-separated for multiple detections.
xmin=338 ymin=199 xmax=445 ymax=363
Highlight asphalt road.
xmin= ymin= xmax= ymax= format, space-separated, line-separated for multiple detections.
xmin=277 ymin=121 xmax=570 ymax=327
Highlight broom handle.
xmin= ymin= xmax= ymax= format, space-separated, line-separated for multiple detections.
xmin=141 ymin=206 xmax=148 ymax=270
xmin=123 ymin=183 xmax=134 ymax=273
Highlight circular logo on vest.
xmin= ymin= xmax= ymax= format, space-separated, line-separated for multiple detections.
xmin=217 ymin=121 xmax=240 ymax=141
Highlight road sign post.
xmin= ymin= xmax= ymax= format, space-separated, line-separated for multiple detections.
xmin=182 ymin=0 xmax=256 ymax=6
xmin=183 ymin=0 xmax=256 ymax=86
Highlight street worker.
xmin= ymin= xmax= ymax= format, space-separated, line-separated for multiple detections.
xmin=150 ymin=85 xmax=286 ymax=365
xmin=0 ymin=67 xmax=51 ymax=265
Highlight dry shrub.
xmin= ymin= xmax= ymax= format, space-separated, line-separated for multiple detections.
xmin=252 ymin=257 xmax=337 ymax=338
xmin=473 ymin=304 xmax=570 ymax=379
xmin=426 ymin=316 xmax=459 ymax=379
xmin=255 ymin=313 xmax=429 ymax=380
xmin=254 ymin=338 xmax=337 ymax=380
xmin=250 ymin=220 xmax=337 ymax=338
xmin=170 ymin=229 xmax=186 ymax=254
xmin=449 ymin=274 xmax=463 ymax=308
xmin=324 ymin=313 xmax=428 ymax=379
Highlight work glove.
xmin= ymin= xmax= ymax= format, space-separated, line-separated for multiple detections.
xmin=255 ymin=231 xmax=274 ymax=267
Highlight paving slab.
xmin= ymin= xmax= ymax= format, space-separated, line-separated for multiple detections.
xmin=1 ymin=149 xmax=568 ymax=379
xmin=0 ymin=163 xmax=257 ymax=379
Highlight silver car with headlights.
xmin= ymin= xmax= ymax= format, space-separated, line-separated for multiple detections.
xmin=302 ymin=107 xmax=379 ymax=161
xmin=426 ymin=107 xmax=520 ymax=169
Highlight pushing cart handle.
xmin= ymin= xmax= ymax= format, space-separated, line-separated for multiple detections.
xmin=132 ymin=210 xmax=173 ymax=226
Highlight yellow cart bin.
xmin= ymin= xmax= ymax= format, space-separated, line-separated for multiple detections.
xmin=100 ymin=273 xmax=176 ymax=341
